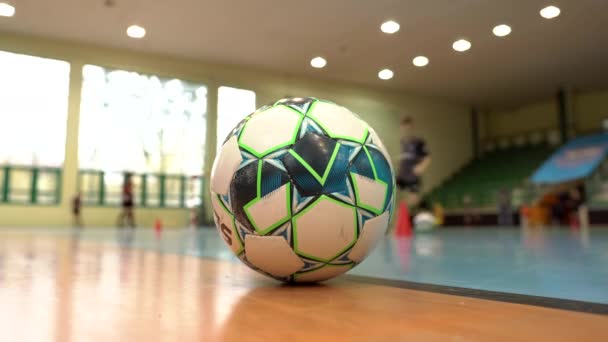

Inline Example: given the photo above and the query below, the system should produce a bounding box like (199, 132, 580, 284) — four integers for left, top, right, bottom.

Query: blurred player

(117, 173, 136, 228)
(497, 188, 513, 226)
(396, 116, 431, 208)
(71, 192, 83, 228)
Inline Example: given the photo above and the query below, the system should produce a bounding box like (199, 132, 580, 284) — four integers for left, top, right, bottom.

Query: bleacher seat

(427, 144, 554, 210)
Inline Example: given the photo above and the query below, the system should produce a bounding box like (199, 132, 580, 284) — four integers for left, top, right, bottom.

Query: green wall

(485, 100, 558, 139)
(0, 31, 472, 227)
(575, 89, 608, 133)
(483, 88, 608, 143)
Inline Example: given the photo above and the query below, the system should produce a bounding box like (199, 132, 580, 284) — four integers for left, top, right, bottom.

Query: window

(78, 65, 207, 208)
(217, 86, 256, 149)
(0, 51, 70, 166)
(79, 65, 208, 175)
(185, 176, 203, 208)
(0, 51, 69, 204)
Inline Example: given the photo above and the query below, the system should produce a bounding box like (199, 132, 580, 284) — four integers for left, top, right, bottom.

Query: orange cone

(569, 213, 580, 231)
(154, 218, 162, 238)
(395, 202, 413, 236)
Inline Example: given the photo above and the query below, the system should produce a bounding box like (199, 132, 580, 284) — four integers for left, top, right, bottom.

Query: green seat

(430, 145, 554, 209)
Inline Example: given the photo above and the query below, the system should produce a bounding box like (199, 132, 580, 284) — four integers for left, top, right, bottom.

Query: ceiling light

(0, 2, 15, 17)
(126, 25, 146, 39)
(380, 20, 400, 34)
(310, 57, 327, 68)
(412, 56, 429, 67)
(540, 5, 560, 19)
(378, 69, 394, 80)
(452, 39, 471, 52)
(492, 24, 511, 37)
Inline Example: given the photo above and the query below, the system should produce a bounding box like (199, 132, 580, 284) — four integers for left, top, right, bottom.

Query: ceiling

(1, 0, 608, 109)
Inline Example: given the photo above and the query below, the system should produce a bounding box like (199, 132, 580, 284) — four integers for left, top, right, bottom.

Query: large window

(217, 86, 256, 149)
(0, 51, 70, 166)
(78, 65, 207, 207)
(0, 51, 70, 205)
(79, 65, 208, 175)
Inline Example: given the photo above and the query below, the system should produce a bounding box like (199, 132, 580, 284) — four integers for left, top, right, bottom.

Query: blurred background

(0, 0, 607, 230)
(2, 4, 608, 339)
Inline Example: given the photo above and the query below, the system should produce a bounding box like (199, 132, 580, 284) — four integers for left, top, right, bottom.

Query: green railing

(78, 170, 204, 209)
(0, 165, 62, 205)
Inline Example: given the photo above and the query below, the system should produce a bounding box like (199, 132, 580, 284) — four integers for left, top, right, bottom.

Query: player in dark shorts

(117, 173, 136, 228)
(396, 116, 431, 208)
(71, 192, 83, 228)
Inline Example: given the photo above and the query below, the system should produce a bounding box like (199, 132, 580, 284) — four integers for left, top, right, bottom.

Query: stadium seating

(428, 144, 554, 210)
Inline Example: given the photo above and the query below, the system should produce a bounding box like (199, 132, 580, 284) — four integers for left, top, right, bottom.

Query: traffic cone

(569, 213, 580, 231)
(395, 202, 413, 236)
(154, 218, 163, 238)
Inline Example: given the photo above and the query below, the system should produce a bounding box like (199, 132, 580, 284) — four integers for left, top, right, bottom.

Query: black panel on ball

(291, 133, 336, 176)
(350, 148, 375, 179)
(283, 132, 342, 197)
(260, 162, 291, 198)
(230, 162, 259, 233)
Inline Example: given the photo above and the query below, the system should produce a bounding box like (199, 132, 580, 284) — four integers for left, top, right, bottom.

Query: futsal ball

(210, 97, 395, 282)
(414, 212, 437, 232)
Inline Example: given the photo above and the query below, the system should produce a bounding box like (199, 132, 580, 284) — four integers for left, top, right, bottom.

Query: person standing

(117, 173, 136, 228)
(71, 192, 83, 228)
(497, 188, 514, 226)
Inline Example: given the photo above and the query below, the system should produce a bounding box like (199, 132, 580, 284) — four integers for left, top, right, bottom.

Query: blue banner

(531, 133, 608, 184)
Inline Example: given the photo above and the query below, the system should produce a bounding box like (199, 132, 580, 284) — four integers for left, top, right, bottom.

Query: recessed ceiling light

(378, 69, 394, 80)
(0, 2, 15, 17)
(492, 24, 512, 37)
(310, 57, 327, 68)
(380, 20, 400, 34)
(126, 25, 146, 39)
(540, 5, 560, 19)
(412, 56, 429, 67)
(452, 39, 472, 52)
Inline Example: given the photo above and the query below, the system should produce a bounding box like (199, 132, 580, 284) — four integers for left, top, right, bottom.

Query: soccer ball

(414, 212, 437, 232)
(210, 97, 395, 282)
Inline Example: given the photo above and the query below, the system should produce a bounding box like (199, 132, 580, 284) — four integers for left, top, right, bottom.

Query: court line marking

(342, 275, 608, 316)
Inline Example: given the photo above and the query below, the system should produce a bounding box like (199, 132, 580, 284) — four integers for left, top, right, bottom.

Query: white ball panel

(245, 184, 290, 234)
(294, 196, 356, 261)
(239, 105, 302, 156)
(245, 235, 304, 277)
(348, 211, 389, 262)
(351, 173, 387, 214)
(210, 136, 243, 196)
(309, 102, 368, 142)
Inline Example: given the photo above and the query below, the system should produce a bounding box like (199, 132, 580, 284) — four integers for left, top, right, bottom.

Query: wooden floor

(0, 231, 607, 341)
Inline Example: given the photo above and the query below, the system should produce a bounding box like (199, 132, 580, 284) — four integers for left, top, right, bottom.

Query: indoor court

(2, 0, 608, 341)
(1, 228, 607, 341)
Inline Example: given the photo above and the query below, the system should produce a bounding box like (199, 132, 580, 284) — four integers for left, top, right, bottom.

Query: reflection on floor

(0, 227, 607, 341)
(4, 228, 608, 303)
(32, 225, 608, 304)
(356, 226, 608, 304)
